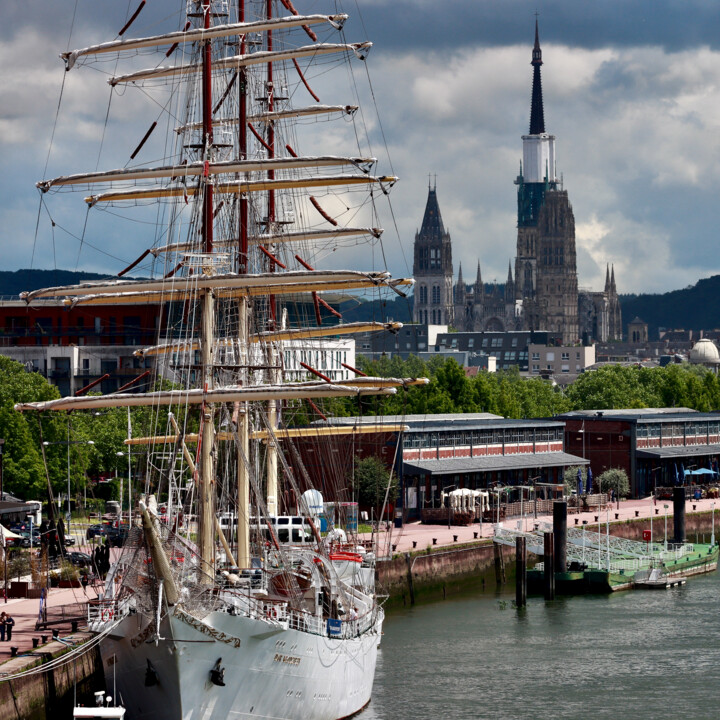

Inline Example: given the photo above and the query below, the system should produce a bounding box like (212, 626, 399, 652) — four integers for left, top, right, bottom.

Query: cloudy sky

(2, 0, 720, 296)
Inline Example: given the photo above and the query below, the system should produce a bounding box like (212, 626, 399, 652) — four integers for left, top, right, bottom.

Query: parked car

(64, 535, 76, 546)
(86, 524, 110, 540)
(66, 551, 92, 567)
(106, 528, 128, 547)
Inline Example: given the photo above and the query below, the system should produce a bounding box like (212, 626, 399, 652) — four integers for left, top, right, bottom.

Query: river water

(360, 572, 720, 720)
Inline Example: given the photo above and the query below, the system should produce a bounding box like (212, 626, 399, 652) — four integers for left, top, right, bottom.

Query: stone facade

(418, 22, 623, 344)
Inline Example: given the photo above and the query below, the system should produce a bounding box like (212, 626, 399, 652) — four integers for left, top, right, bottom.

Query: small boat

(73, 691, 125, 719)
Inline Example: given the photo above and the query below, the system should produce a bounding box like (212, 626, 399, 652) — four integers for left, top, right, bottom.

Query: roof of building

(689, 338, 720, 364)
(557, 408, 720, 423)
(319, 413, 565, 432)
(636, 444, 720, 460)
(403, 451, 588, 476)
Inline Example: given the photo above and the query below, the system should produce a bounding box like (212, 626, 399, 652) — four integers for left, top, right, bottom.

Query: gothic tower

(514, 20, 579, 344)
(413, 183, 454, 325)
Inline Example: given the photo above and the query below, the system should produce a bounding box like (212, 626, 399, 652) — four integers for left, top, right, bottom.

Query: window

(561, 352, 569, 360)
(491, 337, 502, 348)
(511, 337, 518, 347)
(561, 364, 570, 373)
(531, 352, 540, 360)
(482, 338, 489, 348)
(468, 339, 474, 348)
(576, 352, 581, 360)
(432, 285, 441, 304)
(532, 364, 540, 373)
(546, 352, 555, 361)
(419, 285, 427, 305)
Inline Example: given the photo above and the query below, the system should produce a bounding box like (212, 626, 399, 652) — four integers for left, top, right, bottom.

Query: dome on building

(689, 339, 720, 365)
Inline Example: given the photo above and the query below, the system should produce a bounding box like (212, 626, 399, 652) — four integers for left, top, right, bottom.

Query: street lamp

(0, 438, 5, 502)
(663, 503, 669, 552)
(43, 438, 94, 536)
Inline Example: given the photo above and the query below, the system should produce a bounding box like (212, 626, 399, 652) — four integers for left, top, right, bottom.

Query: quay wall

(377, 541, 513, 608)
(0, 641, 103, 720)
(378, 509, 719, 607)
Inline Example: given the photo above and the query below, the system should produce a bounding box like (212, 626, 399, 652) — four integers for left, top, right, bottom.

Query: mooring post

(673, 486, 686, 546)
(516, 536, 527, 608)
(494, 541, 506, 585)
(544, 532, 555, 600)
(404, 552, 416, 606)
(553, 500, 567, 573)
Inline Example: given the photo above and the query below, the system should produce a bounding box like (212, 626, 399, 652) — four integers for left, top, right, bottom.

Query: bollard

(674, 487, 686, 545)
(453, 535, 458, 542)
(615, 513, 619, 520)
(71, 620, 78, 633)
(391, 544, 397, 552)
(574, 518, 579, 525)
(515, 536, 527, 609)
(41, 635, 48, 644)
(432, 538, 437, 545)
(543, 532, 555, 601)
(412, 541, 417, 549)
(10, 647, 18, 657)
(52, 629, 59, 640)
(33, 638, 39, 649)
(655, 508, 659, 515)
(635, 511, 639, 517)
(553, 501, 567, 574)
(473, 532, 478, 539)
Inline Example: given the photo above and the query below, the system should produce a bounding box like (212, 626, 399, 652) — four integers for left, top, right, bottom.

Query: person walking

(5, 614, 14, 642)
(0, 612, 6, 642)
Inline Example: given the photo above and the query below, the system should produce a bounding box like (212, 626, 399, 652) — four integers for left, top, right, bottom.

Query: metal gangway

(493, 522, 696, 575)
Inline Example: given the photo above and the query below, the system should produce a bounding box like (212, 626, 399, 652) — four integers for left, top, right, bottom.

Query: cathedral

(413, 22, 622, 344)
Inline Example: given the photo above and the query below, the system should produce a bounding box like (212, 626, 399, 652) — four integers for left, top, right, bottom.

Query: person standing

(5, 613, 14, 642)
(0, 612, 6, 641)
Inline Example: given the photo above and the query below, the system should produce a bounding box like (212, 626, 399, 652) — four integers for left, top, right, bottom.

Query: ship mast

(236, 0, 251, 569)
(198, 0, 216, 582)
(265, 0, 279, 518)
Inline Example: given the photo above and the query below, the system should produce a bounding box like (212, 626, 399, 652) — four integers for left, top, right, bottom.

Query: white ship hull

(99, 606, 382, 720)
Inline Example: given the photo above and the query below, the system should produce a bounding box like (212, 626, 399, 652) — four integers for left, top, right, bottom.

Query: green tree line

(3, 354, 720, 502)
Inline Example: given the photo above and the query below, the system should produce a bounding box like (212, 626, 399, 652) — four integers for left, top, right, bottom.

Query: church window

(419, 285, 428, 305)
(432, 285, 441, 304)
(430, 247, 441, 269)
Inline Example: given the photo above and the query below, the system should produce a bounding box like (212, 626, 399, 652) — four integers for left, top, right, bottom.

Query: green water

(361, 572, 720, 719)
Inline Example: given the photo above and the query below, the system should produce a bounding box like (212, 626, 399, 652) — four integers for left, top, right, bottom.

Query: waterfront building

(558, 408, 720, 497)
(294, 413, 588, 520)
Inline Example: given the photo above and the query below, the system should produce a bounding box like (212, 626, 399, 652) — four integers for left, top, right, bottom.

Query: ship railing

(87, 596, 130, 629)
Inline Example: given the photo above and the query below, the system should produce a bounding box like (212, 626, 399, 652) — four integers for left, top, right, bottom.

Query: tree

(350, 455, 397, 516)
(0, 357, 63, 499)
(598, 468, 630, 499)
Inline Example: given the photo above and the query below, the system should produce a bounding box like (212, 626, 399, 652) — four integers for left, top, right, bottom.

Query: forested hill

(620, 275, 720, 338)
(0, 269, 122, 298)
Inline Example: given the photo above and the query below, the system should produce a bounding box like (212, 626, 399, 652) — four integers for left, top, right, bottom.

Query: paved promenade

(367, 495, 719, 555)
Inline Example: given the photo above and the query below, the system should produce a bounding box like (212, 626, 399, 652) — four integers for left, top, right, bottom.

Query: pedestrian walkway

(364, 495, 719, 555)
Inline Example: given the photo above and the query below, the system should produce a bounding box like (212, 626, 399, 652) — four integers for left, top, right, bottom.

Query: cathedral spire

(505, 261, 515, 302)
(605, 264, 611, 292)
(475, 260, 483, 296)
(611, 264, 617, 293)
(529, 17, 545, 135)
(456, 262, 465, 302)
(418, 184, 445, 241)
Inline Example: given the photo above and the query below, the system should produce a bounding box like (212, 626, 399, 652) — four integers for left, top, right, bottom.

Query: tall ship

(15, 1, 421, 718)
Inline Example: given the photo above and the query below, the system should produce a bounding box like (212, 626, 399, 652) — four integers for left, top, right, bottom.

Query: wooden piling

(515, 536, 526, 608)
(544, 532, 555, 600)
(405, 552, 415, 606)
(494, 541, 506, 585)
